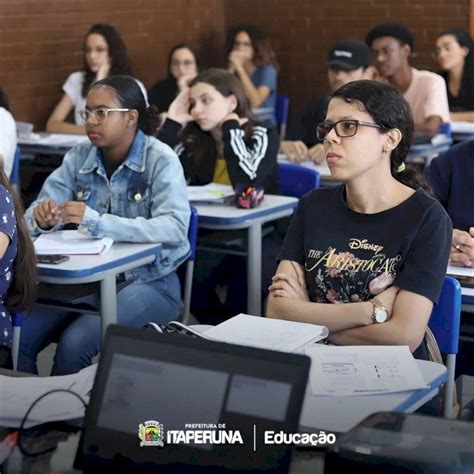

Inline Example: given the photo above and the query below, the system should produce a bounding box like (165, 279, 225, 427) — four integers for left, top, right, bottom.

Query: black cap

(327, 39, 372, 71)
(366, 22, 415, 51)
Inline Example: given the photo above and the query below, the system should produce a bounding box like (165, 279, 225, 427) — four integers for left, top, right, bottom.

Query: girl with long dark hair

(46, 24, 147, 134)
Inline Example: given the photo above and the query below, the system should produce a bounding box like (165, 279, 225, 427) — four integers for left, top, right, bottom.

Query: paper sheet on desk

(205, 313, 328, 352)
(305, 345, 427, 396)
(451, 121, 474, 134)
(34, 230, 113, 255)
(18, 133, 89, 146)
(447, 264, 474, 278)
(187, 183, 235, 203)
(0, 364, 97, 428)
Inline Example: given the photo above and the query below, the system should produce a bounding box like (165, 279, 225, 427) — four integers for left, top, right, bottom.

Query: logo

(138, 420, 164, 447)
(333, 49, 352, 58)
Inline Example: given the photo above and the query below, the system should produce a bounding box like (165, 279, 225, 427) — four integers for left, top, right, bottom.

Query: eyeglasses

(316, 119, 382, 141)
(171, 60, 195, 67)
(79, 107, 131, 124)
(83, 47, 108, 55)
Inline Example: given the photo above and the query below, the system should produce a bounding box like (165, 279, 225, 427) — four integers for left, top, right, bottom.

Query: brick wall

(224, 0, 470, 123)
(0, 0, 225, 127)
(0, 0, 470, 127)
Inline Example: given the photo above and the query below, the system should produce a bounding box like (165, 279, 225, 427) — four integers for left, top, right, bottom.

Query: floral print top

(278, 186, 451, 306)
(0, 185, 17, 349)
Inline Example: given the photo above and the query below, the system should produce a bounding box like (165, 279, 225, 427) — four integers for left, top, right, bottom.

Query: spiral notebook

(147, 314, 329, 353)
(34, 230, 113, 256)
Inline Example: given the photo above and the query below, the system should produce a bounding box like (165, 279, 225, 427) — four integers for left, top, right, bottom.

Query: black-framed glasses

(170, 59, 196, 67)
(316, 119, 382, 141)
(79, 107, 131, 124)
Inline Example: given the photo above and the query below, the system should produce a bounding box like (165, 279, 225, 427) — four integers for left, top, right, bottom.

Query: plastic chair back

(278, 162, 320, 198)
(275, 94, 290, 139)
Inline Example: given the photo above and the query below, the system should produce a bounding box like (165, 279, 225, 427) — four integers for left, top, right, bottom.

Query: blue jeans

(18, 272, 182, 375)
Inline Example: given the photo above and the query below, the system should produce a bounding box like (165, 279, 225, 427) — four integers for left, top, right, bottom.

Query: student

(267, 80, 452, 359)
(0, 88, 17, 178)
(435, 29, 474, 121)
(19, 75, 190, 375)
(226, 24, 278, 128)
(426, 140, 474, 268)
(158, 68, 279, 193)
(148, 43, 199, 113)
(46, 23, 147, 135)
(366, 22, 450, 138)
(282, 38, 372, 164)
(0, 168, 37, 369)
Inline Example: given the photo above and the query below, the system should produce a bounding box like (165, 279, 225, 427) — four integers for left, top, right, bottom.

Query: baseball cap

(327, 39, 372, 71)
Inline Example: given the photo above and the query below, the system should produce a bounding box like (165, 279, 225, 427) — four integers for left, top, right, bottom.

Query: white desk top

(18, 132, 88, 148)
(37, 242, 161, 278)
(299, 360, 446, 433)
(194, 194, 298, 225)
(277, 154, 332, 178)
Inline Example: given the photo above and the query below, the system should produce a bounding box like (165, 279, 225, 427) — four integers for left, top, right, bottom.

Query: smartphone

(37, 254, 70, 265)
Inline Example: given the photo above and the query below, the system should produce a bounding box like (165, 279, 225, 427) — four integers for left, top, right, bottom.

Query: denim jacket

(25, 130, 191, 283)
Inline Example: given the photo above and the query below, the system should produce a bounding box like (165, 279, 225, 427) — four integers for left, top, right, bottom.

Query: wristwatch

(370, 298, 389, 323)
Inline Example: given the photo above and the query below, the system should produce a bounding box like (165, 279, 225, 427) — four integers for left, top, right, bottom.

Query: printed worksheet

(305, 345, 428, 396)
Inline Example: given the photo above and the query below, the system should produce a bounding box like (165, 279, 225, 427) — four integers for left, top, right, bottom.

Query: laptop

(75, 325, 310, 473)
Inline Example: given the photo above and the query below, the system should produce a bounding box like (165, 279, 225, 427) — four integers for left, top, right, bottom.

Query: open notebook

(187, 183, 235, 204)
(147, 313, 329, 353)
(34, 230, 113, 256)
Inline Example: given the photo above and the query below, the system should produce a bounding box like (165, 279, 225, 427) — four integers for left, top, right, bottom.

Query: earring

(382, 146, 388, 154)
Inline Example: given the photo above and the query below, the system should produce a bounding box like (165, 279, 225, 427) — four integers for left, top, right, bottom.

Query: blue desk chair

(11, 311, 24, 370)
(439, 122, 452, 138)
(10, 146, 21, 194)
(275, 94, 289, 139)
(428, 276, 462, 418)
(278, 162, 320, 198)
(180, 206, 199, 324)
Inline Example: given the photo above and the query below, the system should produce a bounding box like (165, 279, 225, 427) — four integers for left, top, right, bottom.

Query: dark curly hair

(225, 24, 278, 69)
(81, 24, 133, 97)
(91, 75, 160, 135)
(331, 80, 431, 192)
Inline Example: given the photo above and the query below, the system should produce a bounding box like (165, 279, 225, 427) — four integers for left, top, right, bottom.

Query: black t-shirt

(286, 96, 330, 147)
(279, 186, 452, 305)
(440, 70, 474, 112)
(148, 77, 178, 113)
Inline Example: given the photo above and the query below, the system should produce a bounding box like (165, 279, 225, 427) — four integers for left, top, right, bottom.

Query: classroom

(0, 0, 474, 472)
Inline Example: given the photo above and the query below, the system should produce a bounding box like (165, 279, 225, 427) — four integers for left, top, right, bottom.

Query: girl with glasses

(435, 29, 474, 121)
(148, 43, 200, 114)
(19, 75, 190, 375)
(46, 24, 148, 135)
(225, 24, 279, 129)
(267, 80, 452, 361)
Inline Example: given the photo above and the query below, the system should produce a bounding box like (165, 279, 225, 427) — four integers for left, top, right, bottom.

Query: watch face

(375, 308, 388, 323)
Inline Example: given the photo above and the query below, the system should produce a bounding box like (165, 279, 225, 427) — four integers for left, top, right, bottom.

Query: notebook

(204, 313, 329, 353)
(145, 315, 329, 353)
(75, 325, 310, 473)
(187, 183, 235, 204)
(34, 230, 113, 256)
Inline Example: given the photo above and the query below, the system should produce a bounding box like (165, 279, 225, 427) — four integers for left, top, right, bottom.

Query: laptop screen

(78, 325, 310, 473)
